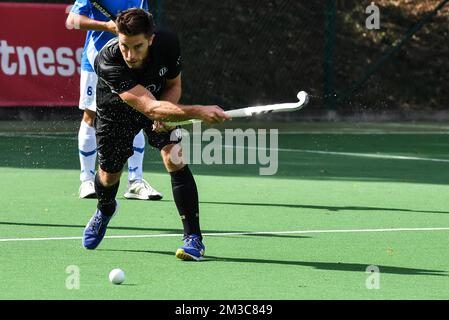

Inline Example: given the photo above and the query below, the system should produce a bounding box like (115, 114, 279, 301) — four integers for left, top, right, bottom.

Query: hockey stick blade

(165, 91, 309, 126)
(225, 91, 309, 118)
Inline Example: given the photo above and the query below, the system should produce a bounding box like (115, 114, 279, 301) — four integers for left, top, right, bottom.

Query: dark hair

(116, 8, 155, 38)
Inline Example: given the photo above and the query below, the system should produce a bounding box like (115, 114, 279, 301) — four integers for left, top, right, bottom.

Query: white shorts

(79, 70, 98, 111)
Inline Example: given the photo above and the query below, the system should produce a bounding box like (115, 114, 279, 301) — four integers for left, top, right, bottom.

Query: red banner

(0, 2, 85, 106)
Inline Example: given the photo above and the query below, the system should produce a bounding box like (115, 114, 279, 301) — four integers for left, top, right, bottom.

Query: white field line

(276, 148, 449, 163)
(219, 145, 449, 163)
(279, 131, 449, 135)
(1, 227, 449, 243)
(2, 131, 449, 138)
(186, 131, 449, 135)
(2, 132, 449, 163)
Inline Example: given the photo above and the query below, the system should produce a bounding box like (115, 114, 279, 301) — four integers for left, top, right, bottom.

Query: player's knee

(161, 144, 185, 172)
(82, 110, 96, 127)
(98, 169, 121, 187)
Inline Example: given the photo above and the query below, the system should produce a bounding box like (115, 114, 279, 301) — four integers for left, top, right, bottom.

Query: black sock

(170, 166, 201, 239)
(95, 173, 119, 216)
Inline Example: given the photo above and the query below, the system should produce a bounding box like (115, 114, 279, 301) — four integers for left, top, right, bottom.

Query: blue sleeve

(71, 0, 92, 17)
(141, 0, 149, 11)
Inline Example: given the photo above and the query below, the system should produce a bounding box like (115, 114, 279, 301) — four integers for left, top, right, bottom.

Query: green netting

(159, 1, 326, 114)
(159, 0, 448, 115)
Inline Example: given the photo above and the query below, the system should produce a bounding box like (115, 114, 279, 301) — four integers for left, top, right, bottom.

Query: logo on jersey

(159, 67, 168, 77)
(146, 83, 162, 93)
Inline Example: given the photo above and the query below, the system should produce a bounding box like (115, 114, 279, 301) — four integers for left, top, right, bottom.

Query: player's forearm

(147, 101, 203, 122)
(120, 85, 202, 122)
(66, 12, 113, 32)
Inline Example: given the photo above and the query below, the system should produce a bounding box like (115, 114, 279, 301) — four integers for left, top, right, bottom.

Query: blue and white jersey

(71, 0, 148, 72)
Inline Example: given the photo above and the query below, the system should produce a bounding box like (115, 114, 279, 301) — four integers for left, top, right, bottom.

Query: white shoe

(124, 179, 163, 200)
(79, 180, 96, 199)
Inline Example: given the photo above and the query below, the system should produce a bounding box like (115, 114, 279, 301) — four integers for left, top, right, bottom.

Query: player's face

(118, 33, 154, 69)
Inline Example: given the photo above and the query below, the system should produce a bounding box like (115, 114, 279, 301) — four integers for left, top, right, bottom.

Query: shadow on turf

(0, 221, 309, 239)
(100, 249, 448, 277)
(197, 201, 449, 215)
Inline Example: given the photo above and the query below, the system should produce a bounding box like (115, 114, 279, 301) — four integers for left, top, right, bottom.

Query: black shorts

(95, 115, 182, 173)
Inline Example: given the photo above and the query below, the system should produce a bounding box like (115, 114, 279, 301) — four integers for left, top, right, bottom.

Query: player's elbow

(65, 16, 75, 29)
(65, 13, 79, 30)
(120, 89, 165, 120)
(126, 97, 161, 121)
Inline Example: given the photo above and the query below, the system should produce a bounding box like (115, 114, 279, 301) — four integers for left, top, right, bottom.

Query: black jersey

(94, 29, 182, 123)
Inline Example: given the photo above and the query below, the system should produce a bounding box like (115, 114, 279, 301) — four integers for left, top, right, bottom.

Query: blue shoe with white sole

(175, 234, 205, 261)
(83, 201, 119, 250)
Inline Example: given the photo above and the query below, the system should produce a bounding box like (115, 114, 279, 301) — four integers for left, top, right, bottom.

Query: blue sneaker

(175, 234, 205, 261)
(82, 201, 119, 250)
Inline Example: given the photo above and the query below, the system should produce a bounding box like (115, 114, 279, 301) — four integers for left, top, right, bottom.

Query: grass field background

(0, 121, 448, 299)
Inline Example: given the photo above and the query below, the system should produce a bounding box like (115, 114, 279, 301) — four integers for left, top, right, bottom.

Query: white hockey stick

(165, 91, 310, 126)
